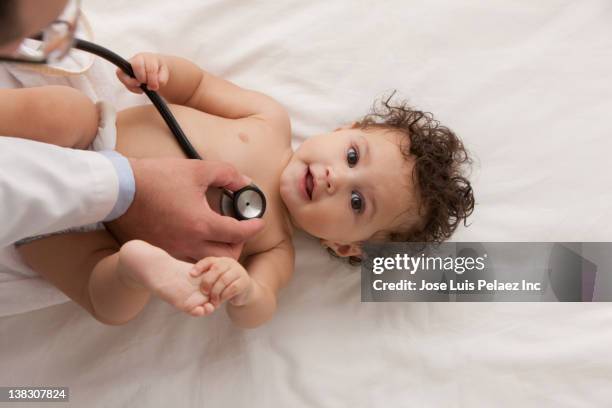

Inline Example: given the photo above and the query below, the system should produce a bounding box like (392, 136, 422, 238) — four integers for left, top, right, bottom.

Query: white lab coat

(0, 39, 123, 247)
(0, 29, 133, 315)
(0, 136, 118, 247)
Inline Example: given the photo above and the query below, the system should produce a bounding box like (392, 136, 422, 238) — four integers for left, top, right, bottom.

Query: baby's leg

(18, 230, 145, 324)
(0, 85, 99, 149)
(18, 232, 213, 325)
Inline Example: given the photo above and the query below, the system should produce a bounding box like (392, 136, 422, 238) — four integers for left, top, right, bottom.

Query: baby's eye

(347, 146, 359, 167)
(351, 191, 364, 213)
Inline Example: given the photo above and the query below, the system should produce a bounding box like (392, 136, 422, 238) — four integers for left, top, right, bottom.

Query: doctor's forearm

(0, 138, 121, 246)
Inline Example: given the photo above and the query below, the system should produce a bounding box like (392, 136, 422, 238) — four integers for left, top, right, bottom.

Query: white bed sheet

(1, 0, 612, 406)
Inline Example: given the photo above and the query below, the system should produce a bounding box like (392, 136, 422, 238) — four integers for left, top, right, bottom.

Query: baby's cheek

(300, 205, 350, 241)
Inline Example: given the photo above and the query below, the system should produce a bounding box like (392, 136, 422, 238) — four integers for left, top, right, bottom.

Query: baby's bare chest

(114, 104, 294, 256)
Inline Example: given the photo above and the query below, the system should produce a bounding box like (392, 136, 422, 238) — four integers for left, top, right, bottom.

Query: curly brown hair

(328, 92, 475, 265)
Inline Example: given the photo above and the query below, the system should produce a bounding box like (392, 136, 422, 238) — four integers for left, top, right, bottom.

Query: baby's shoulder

(243, 216, 294, 259)
(239, 96, 291, 146)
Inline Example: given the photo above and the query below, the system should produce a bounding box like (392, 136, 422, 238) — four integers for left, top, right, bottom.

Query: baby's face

(280, 126, 416, 245)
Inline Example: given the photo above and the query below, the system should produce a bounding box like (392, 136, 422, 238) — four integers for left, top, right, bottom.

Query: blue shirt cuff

(98, 150, 135, 221)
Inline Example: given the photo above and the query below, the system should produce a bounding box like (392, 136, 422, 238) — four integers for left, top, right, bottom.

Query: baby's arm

(117, 53, 289, 129)
(192, 240, 294, 328)
(0, 86, 99, 149)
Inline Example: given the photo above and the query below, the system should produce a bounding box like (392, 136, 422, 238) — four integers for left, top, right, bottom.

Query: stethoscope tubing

(73, 39, 202, 160)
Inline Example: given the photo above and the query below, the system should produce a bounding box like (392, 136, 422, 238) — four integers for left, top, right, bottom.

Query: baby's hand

(116, 52, 169, 94)
(190, 257, 254, 312)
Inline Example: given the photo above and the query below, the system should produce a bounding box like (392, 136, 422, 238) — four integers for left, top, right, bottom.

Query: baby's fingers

(130, 54, 147, 85)
(200, 261, 231, 293)
(209, 271, 240, 306)
(145, 57, 160, 90)
(219, 279, 244, 305)
(115, 69, 137, 86)
(190, 257, 216, 277)
(115, 69, 142, 94)
(158, 64, 169, 88)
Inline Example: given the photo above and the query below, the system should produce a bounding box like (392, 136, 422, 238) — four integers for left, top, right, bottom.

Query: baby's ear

(321, 240, 362, 257)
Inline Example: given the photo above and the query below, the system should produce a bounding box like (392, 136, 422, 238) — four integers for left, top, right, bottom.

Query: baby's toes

(203, 303, 215, 316)
(188, 306, 205, 317)
(182, 291, 208, 312)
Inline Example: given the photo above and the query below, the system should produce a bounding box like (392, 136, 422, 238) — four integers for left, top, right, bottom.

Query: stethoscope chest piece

(220, 184, 266, 220)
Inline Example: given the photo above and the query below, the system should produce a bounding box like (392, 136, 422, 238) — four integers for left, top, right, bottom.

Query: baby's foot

(118, 240, 214, 317)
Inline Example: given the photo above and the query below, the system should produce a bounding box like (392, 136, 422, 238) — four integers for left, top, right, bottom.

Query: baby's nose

(325, 166, 336, 194)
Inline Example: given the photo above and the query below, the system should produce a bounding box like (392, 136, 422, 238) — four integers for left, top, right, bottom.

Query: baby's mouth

(305, 167, 314, 200)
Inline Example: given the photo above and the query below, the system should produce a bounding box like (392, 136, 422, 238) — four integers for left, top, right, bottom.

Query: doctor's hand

(104, 158, 265, 262)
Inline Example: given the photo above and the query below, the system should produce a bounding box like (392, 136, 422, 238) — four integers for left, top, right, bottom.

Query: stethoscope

(72, 38, 266, 221)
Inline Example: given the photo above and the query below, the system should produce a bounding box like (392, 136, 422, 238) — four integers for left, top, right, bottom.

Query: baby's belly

(115, 104, 202, 159)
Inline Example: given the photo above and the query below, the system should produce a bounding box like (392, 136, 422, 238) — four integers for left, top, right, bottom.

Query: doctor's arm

(0, 137, 125, 247)
(0, 137, 263, 260)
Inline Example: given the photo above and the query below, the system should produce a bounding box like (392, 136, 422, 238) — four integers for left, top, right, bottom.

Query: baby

(5, 52, 474, 328)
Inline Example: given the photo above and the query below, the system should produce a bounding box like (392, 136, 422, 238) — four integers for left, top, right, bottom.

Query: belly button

(238, 132, 249, 143)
